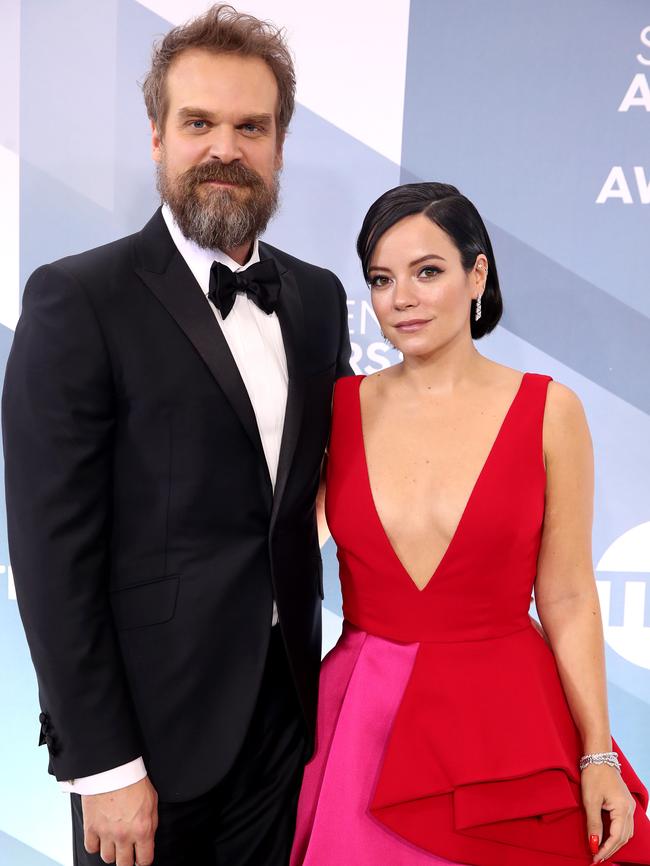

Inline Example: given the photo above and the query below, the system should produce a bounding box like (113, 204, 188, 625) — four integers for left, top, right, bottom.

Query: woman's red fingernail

(589, 835, 600, 854)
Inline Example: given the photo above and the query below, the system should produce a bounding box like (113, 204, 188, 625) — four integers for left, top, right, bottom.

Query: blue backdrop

(1, 2, 648, 863)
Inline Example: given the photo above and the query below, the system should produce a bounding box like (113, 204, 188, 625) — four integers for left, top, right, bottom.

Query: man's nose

(207, 126, 243, 163)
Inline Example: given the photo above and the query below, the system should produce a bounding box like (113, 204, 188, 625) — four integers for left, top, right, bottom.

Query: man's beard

(157, 157, 280, 252)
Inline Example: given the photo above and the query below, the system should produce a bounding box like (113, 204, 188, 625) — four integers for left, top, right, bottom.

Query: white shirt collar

(161, 203, 261, 295)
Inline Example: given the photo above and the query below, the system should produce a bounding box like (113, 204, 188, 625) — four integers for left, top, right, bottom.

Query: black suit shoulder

(260, 242, 342, 285)
(35, 230, 140, 297)
(56, 231, 137, 271)
(26, 211, 177, 320)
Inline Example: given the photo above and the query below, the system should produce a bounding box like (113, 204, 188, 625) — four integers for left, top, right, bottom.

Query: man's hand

(82, 776, 158, 866)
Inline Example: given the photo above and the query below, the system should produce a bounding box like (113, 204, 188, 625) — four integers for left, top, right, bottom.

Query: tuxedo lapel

(261, 246, 307, 527)
(135, 211, 271, 486)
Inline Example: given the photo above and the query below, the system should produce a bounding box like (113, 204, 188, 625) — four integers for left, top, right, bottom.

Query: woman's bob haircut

(356, 182, 503, 339)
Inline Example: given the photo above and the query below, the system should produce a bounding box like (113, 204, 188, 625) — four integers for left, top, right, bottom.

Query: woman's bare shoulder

(544, 380, 588, 428)
(542, 380, 592, 468)
(362, 363, 402, 396)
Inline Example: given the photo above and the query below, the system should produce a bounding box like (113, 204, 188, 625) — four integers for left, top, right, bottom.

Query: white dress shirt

(60, 205, 288, 794)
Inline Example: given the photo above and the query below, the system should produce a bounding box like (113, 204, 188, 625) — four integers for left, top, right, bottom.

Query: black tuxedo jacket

(2, 209, 352, 801)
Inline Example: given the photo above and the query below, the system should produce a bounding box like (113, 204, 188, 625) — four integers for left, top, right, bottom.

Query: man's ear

(151, 119, 163, 164)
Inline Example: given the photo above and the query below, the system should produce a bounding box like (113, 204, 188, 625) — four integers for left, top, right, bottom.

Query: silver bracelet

(579, 751, 621, 772)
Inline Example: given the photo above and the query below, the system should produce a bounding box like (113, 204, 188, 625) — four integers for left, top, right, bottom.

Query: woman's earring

(380, 330, 390, 343)
(475, 262, 486, 322)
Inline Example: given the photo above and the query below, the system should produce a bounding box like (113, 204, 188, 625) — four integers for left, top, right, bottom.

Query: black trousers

(72, 627, 308, 866)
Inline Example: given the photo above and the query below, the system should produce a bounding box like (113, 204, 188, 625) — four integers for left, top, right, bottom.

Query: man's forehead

(167, 49, 276, 87)
(165, 51, 278, 109)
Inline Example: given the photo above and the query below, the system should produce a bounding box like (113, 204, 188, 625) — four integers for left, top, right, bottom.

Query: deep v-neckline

(356, 372, 528, 593)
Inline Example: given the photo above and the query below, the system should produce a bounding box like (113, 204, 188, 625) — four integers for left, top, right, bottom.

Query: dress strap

(519, 372, 553, 419)
(328, 375, 364, 455)
(332, 374, 363, 415)
(333, 373, 363, 394)
(508, 372, 553, 470)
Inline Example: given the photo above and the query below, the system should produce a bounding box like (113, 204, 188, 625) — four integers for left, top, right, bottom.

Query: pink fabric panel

(291, 625, 462, 865)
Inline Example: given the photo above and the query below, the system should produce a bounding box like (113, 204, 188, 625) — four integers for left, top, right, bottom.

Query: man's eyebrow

(175, 107, 274, 126)
(176, 106, 214, 120)
(239, 113, 274, 126)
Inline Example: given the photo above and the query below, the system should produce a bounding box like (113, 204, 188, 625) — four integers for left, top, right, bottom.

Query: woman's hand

(582, 764, 636, 863)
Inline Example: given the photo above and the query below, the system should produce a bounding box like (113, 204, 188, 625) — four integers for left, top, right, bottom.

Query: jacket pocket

(110, 574, 180, 631)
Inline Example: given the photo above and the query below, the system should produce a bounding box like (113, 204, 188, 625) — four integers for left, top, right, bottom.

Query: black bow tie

(208, 258, 281, 320)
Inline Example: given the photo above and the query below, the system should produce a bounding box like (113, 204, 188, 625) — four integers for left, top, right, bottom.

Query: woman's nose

(392, 277, 418, 309)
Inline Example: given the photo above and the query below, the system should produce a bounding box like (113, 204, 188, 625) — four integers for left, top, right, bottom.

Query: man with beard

(2, 6, 351, 866)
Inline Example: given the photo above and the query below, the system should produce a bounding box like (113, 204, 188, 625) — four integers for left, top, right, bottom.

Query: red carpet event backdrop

(0, 1, 648, 863)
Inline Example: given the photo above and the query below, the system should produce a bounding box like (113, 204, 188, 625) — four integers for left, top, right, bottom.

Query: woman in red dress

(290, 183, 650, 866)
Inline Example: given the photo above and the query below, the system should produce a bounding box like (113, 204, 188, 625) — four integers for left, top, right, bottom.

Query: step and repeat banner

(1, 1, 648, 863)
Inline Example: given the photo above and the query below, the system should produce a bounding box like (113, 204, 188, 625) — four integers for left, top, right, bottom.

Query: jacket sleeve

(332, 274, 354, 379)
(2, 263, 142, 781)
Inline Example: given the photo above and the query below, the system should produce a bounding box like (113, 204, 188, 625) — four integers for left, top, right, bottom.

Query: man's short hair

(142, 3, 296, 135)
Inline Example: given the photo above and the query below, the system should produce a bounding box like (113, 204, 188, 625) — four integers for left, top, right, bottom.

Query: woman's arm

(317, 454, 331, 548)
(534, 381, 635, 864)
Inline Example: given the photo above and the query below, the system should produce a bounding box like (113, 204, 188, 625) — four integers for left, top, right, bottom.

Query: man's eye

(242, 123, 262, 133)
(189, 120, 207, 129)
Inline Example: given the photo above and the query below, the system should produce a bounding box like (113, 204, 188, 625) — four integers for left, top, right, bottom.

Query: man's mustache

(181, 160, 265, 190)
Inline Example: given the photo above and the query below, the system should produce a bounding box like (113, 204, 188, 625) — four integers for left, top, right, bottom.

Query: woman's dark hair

(356, 182, 503, 338)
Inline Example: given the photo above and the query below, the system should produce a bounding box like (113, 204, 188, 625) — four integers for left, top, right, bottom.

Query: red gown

(291, 373, 650, 866)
